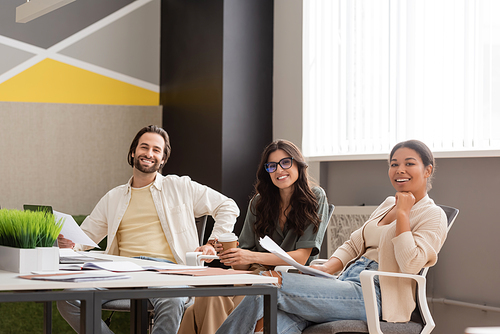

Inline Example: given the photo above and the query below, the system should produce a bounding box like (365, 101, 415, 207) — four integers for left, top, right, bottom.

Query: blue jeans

(57, 257, 192, 334)
(215, 257, 381, 334)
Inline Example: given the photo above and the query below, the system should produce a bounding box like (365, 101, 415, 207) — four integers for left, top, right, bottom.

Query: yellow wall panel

(0, 59, 159, 106)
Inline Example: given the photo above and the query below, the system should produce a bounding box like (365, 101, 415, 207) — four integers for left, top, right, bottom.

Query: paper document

(142, 263, 205, 271)
(20, 270, 131, 282)
(59, 264, 88, 271)
(57, 260, 144, 272)
(59, 248, 82, 257)
(81, 261, 145, 272)
(259, 236, 334, 278)
(58, 249, 107, 264)
(54, 211, 98, 248)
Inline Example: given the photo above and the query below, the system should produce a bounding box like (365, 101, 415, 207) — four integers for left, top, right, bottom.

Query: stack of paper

(59, 249, 108, 264)
(60, 261, 145, 272)
(142, 263, 206, 271)
(82, 261, 144, 272)
(20, 271, 131, 282)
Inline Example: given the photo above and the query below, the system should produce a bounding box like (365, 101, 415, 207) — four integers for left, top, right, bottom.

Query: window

(303, 0, 500, 160)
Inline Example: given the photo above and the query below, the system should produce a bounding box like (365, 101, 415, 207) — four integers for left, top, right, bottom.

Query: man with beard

(56, 125, 239, 334)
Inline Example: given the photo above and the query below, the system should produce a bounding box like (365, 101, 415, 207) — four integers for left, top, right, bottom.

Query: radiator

(327, 206, 377, 257)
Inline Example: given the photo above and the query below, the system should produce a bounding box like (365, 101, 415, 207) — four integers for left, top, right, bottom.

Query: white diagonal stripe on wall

(0, 35, 45, 55)
(0, 0, 158, 92)
(50, 53, 159, 92)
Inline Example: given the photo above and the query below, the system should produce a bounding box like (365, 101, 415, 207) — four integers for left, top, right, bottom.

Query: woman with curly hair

(177, 139, 329, 334)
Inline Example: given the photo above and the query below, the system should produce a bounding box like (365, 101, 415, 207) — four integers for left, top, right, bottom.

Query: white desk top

(0, 253, 277, 291)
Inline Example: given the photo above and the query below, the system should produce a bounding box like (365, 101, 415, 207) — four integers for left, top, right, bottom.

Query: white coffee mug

(185, 252, 218, 266)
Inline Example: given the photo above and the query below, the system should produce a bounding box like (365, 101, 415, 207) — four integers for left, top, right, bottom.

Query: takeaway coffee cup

(218, 233, 238, 252)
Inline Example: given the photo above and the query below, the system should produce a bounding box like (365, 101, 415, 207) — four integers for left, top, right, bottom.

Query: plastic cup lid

(218, 233, 238, 242)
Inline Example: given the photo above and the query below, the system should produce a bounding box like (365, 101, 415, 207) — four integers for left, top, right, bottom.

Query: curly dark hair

(252, 139, 321, 238)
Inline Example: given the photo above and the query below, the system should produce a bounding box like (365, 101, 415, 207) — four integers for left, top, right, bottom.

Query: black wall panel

(161, 0, 273, 236)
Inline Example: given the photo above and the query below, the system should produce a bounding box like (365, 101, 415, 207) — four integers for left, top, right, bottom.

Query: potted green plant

(0, 209, 64, 273)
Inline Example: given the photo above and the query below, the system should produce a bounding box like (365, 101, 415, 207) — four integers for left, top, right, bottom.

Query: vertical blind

(303, 0, 500, 159)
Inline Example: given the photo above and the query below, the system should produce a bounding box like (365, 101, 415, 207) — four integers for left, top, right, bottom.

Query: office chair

(301, 204, 459, 334)
(327, 204, 335, 225)
(102, 215, 208, 333)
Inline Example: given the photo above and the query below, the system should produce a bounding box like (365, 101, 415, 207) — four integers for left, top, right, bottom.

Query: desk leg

(80, 297, 94, 334)
(93, 294, 104, 334)
(263, 289, 277, 334)
(43, 301, 52, 334)
(130, 299, 148, 334)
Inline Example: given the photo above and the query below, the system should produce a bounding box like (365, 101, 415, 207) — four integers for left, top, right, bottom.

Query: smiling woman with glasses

(178, 139, 329, 334)
(252, 140, 323, 239)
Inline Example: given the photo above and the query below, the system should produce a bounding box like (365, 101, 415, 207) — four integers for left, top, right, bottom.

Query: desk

(0, 254, 278, 334)
(89, 253, 278, 334)
(94, 283, 277, 334)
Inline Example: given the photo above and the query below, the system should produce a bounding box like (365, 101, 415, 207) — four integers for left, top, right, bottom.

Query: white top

(362, 219, 390, 262)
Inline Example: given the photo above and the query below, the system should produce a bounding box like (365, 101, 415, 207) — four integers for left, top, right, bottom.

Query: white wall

(273, 0, 302, 147)
(273, 0, 323, 182)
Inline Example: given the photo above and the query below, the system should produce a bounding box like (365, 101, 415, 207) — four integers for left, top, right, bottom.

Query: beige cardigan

(332, 195, 447, 322)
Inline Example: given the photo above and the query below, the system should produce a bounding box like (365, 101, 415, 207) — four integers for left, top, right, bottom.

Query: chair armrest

(274, 265, 298, 273)
(276, 259, 329, 273)
(310, 259, 328, 266)
(310, 259, 341, 276)
(359, 270, 435, 334)
(276, 260, 339, 276)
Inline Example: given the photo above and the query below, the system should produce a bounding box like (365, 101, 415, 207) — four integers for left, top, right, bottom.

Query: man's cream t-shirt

(117, 183, 176, 263)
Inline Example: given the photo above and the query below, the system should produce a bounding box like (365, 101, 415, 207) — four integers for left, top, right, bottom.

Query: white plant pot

(37, 246, 59, 271)
(0, 245, 59, 273)
(0, 245, 39, 273)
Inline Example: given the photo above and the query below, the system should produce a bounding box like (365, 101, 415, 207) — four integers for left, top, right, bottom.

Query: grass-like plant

(0, 209, 64, 248)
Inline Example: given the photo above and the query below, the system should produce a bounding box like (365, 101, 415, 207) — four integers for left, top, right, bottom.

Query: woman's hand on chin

(395, 191, 416, 213)
(394, 191, 414, 235)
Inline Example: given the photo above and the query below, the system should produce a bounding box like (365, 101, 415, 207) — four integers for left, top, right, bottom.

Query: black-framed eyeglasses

(264, 157, 294, 173)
